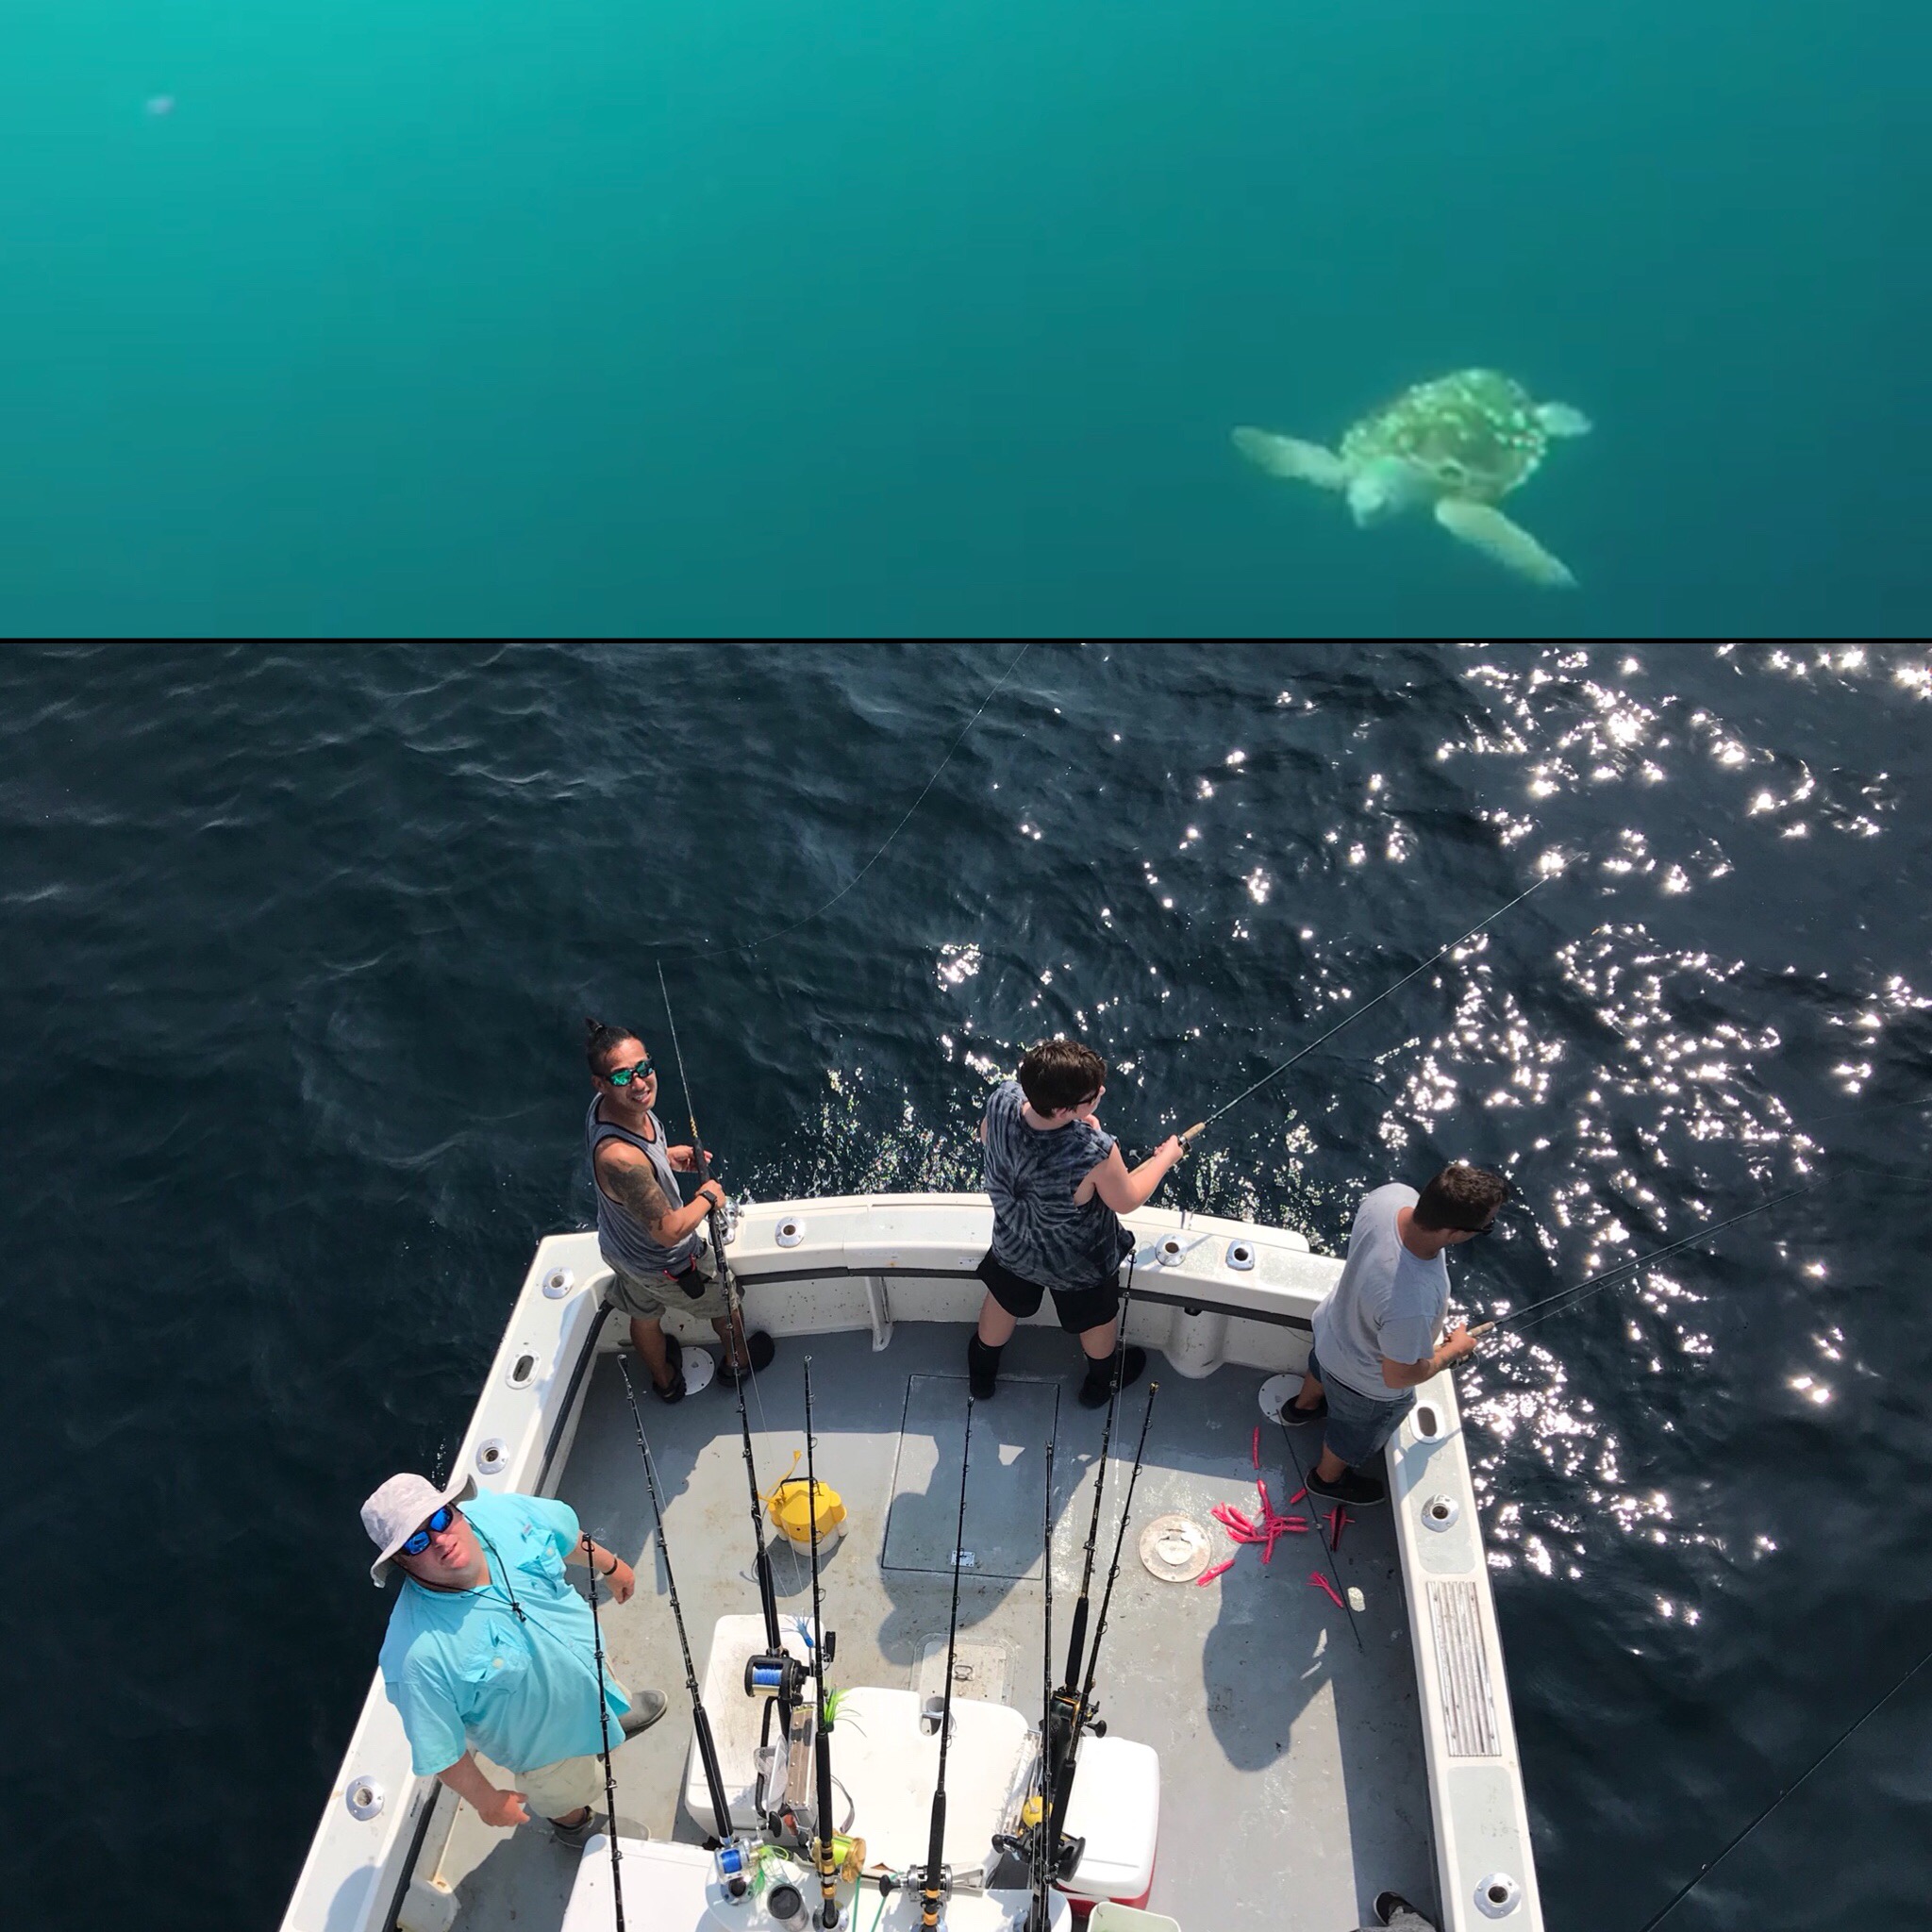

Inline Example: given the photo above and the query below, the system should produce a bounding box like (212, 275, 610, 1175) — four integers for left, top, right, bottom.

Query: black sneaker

(1282, 1392, 1328, 1427)
(716, 1330, 776, 1385)
(1375, 1893, 1427, 1928)
(1077, 1345, 1147, 1409)
(1306, 1464, 1387, 1508)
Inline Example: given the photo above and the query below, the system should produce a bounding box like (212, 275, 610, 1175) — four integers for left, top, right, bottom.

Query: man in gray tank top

(583, 1020, 774, 1404)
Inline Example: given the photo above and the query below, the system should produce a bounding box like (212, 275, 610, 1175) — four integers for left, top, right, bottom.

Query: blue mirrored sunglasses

(401, 1505, 456, 1556)
(606, 1058, 654, 1087)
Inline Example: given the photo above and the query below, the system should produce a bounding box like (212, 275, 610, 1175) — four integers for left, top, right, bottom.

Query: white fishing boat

(282, 1192, 1543, 1932)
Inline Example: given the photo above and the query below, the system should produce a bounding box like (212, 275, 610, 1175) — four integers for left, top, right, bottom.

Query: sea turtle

(1232, 368, 1592, 588)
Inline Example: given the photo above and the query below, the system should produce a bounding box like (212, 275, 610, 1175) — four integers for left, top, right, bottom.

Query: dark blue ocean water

(2, 643, 1929, 1932)
(6, 5, 1930, 637)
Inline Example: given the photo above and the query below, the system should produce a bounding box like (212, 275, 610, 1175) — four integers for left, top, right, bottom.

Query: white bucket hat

(361, 1471, 477, 1587)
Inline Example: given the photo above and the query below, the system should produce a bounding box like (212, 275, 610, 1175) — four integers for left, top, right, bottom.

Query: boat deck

(411, 1320, 1438, 1932)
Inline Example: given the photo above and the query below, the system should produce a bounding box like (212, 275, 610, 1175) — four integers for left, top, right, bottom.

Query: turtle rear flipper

(1232, 426, 1349, 491)
(1434, 497, 1576, 588)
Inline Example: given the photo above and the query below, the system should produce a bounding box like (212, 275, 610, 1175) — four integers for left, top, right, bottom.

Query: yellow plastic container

(764, 1453, 846, 1556)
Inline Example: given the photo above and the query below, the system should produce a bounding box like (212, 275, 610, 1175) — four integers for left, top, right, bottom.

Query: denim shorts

(1308, 1344, 1414, 1469)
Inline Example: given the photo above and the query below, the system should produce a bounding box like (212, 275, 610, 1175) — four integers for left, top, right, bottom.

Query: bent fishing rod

(656, 964, 806, 1776)
(921, 1394, 975, 1932)
(803, 1360, 842, 1929)
(1176, 874, 1553, 1148)
(581, 1534, 627, 1932)
(615, 1360, 755, 1900)
(1043, 1382, 1159, 1879)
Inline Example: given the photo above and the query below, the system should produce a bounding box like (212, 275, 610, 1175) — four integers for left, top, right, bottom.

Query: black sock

(967, 1334, 1003, 1399)
(1079, 1344, 1147, 1405)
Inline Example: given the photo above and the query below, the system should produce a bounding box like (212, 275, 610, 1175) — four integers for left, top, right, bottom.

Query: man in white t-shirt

(1289, 1163, 1507, 1508)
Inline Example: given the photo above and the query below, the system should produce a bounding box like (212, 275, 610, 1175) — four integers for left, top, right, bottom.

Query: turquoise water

(6, 7, 1927, 634)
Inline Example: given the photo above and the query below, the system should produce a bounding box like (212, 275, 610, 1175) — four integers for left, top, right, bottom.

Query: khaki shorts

(604, 1241, 730, 1324)
(510, 1677, 633, 1821)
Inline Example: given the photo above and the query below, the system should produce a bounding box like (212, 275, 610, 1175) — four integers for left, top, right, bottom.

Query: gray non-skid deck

(416, 1323, 1438, 1932)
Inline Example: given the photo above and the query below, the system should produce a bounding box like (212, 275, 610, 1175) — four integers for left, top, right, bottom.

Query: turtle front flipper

(1232, 426, 1349, 491)
(1535, 400, 1592, 439)
(1434, 497, 1577, 588)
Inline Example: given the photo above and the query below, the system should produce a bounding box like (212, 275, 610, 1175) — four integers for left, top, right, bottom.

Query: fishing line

(1637, 1637, 1932, 1931)
(581, 1535, 627, 1931)
(1463, 1080, 1932, 1340)
(653, 965, 813, 1847)
(1273, 1414, 1363, 1653)
(1787, 1091, 1932, 1136)
(1056, 1268, 1135, 1723)
(1472, 1187, 1815, 1339)
(657, 961, 780, 1447)
(463, 1511, 646, 1888)
(1074, 1381, 1159, 1723)
(1031, 1417, 1058, 1932)
(1178, 874, 1553, 1147)
(615, 1359, 754, 1892)
(921, 1394, 976, 1932)
(802, 1359, 842, 1929)
(646, 643, 1031, 958)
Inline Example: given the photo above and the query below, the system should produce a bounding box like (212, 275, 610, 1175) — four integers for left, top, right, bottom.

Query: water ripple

(3, 643, 1931, 1930)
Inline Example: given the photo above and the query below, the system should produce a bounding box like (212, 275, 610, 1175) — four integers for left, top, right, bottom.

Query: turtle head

(1346, 456, 1428, 527)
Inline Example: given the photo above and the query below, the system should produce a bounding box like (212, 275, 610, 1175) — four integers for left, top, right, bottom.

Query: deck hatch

(1428, 1579, 1502, 1758)
(882, 1374, 1059, 1580)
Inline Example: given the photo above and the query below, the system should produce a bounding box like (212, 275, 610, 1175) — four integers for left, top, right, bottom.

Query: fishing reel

(712, 1836, 757, 1905)
(746, 1652, 811, 1703)
(991, 1818, 1087, 1888)
(1047, 1687, 1105, 1741)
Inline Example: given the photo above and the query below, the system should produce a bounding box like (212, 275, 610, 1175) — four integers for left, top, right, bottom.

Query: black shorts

(976, 1252, 1121, 1336)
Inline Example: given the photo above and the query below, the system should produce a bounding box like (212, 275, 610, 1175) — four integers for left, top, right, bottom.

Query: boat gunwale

(279, 1193, 1541, 1932)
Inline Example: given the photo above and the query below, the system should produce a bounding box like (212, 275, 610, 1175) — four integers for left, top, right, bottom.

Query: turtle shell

(1340, 369, 1547, 503)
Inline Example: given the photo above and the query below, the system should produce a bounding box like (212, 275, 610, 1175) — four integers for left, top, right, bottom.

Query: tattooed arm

(594, 1140, 722, 1247)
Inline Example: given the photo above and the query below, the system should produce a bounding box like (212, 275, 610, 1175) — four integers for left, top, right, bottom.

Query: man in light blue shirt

(363, 1472, 668, 1844)
(1290, 1164, 1507, 1508)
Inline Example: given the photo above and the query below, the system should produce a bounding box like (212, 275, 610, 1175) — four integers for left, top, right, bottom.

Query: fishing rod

(655, 965, 808, 1794)
(615, 1360, 755, 1901)
(1468, 1185, 1814, 1340)
(921, 1394, 975, 1932)
(991, 1417, 1065, 1930)
(802, 1360, 842, 1929)
(1176, 874, 1553, 1148)
(1057, 1280, 1134, 1705)
(1466, 1091, 1932, 1342)
(1638, 1635, 1932, 1931)
(1031, 1425, 1057, 1932)
(1045, 1383, 1159, 1874)
(1025, 1278, 1136, 1888)
(580, 1533, 627, 1931)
